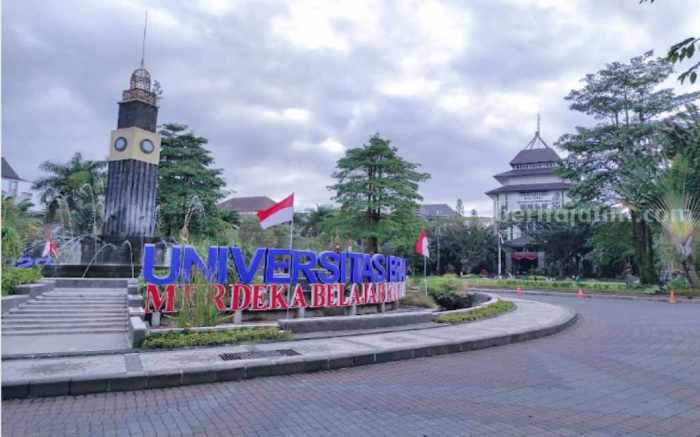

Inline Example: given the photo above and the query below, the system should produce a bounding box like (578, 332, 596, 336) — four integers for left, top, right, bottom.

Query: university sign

(142, 244, 407, 314)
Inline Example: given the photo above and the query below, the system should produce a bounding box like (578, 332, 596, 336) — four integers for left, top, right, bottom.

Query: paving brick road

(3, 296, 699, 437)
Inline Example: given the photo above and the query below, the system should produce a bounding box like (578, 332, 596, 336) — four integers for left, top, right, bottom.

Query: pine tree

(328, 134, 430, 254)
(157, 123, 234, 240)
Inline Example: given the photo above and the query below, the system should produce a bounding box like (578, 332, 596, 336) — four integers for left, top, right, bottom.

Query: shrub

(427, 275, 469, 310)
(400, 292, 437, 308)
(669, 276, 690, 290)
(1, 267, 42, 296)
(434, 300, 515, 324)
(142, 327, 292, 349)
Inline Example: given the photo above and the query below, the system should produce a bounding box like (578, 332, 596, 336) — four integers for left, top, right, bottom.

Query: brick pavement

(3, 295, 699, 437)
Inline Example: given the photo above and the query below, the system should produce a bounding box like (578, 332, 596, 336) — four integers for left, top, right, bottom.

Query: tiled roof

(509, 147, 561, 166)
(494, 167, 557, 180)
(217, 196, 276, 213)
(2, 157, 21, 181)
(419, 204, 458, 218)
(485, 182, 572, 196)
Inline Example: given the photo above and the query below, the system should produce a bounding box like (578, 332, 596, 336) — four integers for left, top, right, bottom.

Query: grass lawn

(462, 277, 700, 298)
(434, 300, 515, 324)
(142, 326, 292, 349)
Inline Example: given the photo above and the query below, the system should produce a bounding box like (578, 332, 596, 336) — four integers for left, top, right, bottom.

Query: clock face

(114, 137, 128, 151)
(140, 139, 155, 154)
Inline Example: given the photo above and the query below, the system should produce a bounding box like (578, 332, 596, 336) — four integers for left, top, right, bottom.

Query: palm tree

(32, 153, 106, 236)
(301, 205, 336, 238)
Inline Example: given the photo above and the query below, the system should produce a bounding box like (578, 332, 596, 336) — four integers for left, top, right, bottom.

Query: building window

(521, 192, 544, 201)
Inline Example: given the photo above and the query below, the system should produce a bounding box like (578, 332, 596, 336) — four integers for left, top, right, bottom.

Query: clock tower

(102, 65, 160, 238)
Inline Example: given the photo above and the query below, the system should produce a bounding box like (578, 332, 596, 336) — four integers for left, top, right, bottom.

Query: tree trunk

(681, 255, 700, 288)
(631, 211, 658, 284)
(366, 236, 378, 254)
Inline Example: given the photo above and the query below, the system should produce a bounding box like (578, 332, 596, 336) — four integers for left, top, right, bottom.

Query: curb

(472, 287, 700, 304)
(2, 302, 577, 399)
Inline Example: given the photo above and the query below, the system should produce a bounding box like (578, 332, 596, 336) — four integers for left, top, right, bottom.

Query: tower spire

(140, 11, 148, 68)
(536, 112, 540, 135)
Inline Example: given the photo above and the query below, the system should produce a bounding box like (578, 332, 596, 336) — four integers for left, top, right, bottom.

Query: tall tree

(328, 134, 430, 254)
(157, 123, 233, 240)
(33, 152, 106, 235)
(556, 52, 699, 283)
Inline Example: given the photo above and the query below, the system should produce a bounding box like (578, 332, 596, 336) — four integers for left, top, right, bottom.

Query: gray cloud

(3, 0, 698, 216)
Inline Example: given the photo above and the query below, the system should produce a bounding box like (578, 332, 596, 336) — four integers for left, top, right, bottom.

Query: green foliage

(142, 327, 292, 349)
(464, 277, 656, 294)
(434, 300, 515, 324)
(669, 276, 690, 290)
(169, 273, 228, 328)
(399, 291, 437, 308)
(427, 216, 496, 275)
(157, 123, 236, 241)
(588, 220, 637, 278)
(425, 275, 470, 310)
(32, 152, 106, 234)
(2, 267, 42, 296)
(556, 52, 700, 284)
(1, 196, 41, 262)
(640, 1, 698, 84)
(328, 134, 430, 254)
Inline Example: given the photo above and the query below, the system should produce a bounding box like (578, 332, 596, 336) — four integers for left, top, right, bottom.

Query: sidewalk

(2, 298, 576, 399)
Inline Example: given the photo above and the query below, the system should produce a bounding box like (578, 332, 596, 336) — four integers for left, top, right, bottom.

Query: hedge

(2, 267, 42, 296)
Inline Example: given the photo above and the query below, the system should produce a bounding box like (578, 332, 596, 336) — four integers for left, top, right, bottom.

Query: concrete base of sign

(233, 310, 243, 324)
(297, 306, 305, 319)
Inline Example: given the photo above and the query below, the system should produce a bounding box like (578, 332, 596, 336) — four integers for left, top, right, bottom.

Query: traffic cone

(516, 287, 524, 296)
(669, 289, 677, 304)
(576, 288, 586, 299)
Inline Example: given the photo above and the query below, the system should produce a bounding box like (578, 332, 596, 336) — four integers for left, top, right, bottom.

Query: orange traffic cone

(576, 288, 586, 299)
(516, 287, 524, 296)
(669, 289, 677, 304)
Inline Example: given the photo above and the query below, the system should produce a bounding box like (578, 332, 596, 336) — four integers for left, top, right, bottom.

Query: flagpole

(423, 256, 427, 295)
(286, 213, 294, 320)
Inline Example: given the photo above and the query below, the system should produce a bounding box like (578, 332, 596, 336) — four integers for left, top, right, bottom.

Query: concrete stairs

(2, 280, 131, 357)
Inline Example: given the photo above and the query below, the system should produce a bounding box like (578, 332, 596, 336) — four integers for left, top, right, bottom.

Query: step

(2, 323, 127, 331)
(3, 318, 126, 325)
(35, 297, 126, 303)
(2, 313, 126, 320)
(3, 317, 126, 324)
(8, 310, 126, 316)
(2, 328, 127, 336)
(52, 278, 131, 289)
(21, 303, 125, 309)
(40, 293, 126, 298)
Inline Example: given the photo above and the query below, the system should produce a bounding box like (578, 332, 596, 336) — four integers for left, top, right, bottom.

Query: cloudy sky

(3, 0, 698, 215)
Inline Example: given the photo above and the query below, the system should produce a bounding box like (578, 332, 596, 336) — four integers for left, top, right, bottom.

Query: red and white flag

(257, 193, 294, 230)
(415, 229, 429, 258)
(42, 232, 59, 258)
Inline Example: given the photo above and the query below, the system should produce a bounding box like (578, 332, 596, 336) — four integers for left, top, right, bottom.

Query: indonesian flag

(415, 229, 429, 258)
(257, 193, 294, 230)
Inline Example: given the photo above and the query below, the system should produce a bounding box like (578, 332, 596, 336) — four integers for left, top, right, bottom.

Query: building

(2, 157, 32, 202)
(218, 196, 276, 216)
(418, 204, 458, 220)
(485, 119, 571, 275)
